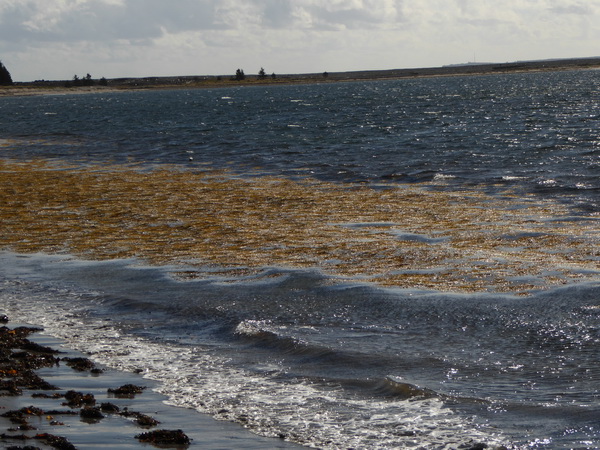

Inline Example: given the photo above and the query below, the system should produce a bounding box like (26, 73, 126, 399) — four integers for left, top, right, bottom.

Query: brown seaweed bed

(1, 158, 599, 295)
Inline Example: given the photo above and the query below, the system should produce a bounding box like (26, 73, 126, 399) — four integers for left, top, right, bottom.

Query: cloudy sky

(1, 0, 599, 81)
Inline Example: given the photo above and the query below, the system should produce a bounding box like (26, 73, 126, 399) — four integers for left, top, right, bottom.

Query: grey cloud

(258, 0, 295, 28)
(328, 1, 403, 29)
(0, 0, 407, 47)
(309, 7, 381, 29)
(0, 0, 225, 44)
(123, 0, 224, 33)
(0, 4, 38, 42)
(549, 3, 593, 15)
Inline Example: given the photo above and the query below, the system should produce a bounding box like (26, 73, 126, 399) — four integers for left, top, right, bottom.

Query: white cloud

(288, 0, 404, 30)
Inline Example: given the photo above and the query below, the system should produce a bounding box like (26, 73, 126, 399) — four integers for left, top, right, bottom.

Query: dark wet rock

(8, 327, 43, 338)
(3, 429, 77, 449)
(21, 341, 59, 355)
(100, 402, 120, 413)
(63, 390, 95, 407)
(44, 409, 79, 416)
(1, 324, 190, 449)
(108, 383, 146, 397)
(119, 408, 160, 427)
(14, 353, 60, 371)
(31, 393, 62, 399)
(135, 414, 160, 427)
(2, 406, 44, 424)
(0, 379, 23, 395)
(43, 410, 78, 416)
(4, 415, 28, 426)
(80, 406, 105, 420)
(0, 327, 60, 372)
(8, 424, 37, 431)
(18, 371, 58, 390)
(61, 356, 100, 372)
(459, 443, 489, 450)
(33, 433, 77, 450)
(135, 429, 191, 445)
(127, 412, 160, 427)
(0, 433, 29, 441)
(0, 314, 9, 323)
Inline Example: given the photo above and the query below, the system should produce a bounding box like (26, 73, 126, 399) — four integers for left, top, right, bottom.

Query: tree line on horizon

(0, 60, 332, 87)
(234, 68, 277, 81)
(0, 59, 113, 87)
(0, 60, 13, 85)
(65, 73, 108, 87)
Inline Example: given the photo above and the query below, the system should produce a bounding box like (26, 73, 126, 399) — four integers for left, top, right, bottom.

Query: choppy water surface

(1, 69, 600, 448)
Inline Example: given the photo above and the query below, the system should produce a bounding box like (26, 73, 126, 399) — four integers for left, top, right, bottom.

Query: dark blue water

(1, 70, 600, 448)
(2, 70, 600, 210)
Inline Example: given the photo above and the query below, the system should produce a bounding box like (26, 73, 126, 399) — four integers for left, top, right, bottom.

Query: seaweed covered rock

(0, 326, 59, 371)
(120, 409, 160, 427)
(61, 357, 100, 372)
(108, 384, 145, 397)
(135, 429, 190, 445)
(100, 402, 120, 413)
(63, 390, 95, 408)
(1, 406, 44, 426)
(0, 323, 191, 449)
(80, 406, 105, 421)
(34, 433, 76, 450)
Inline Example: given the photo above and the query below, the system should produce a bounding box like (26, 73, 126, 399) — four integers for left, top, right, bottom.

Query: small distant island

(2, 56, 600, 96)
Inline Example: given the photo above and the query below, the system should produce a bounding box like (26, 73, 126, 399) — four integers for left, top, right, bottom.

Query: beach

(0, 318, 302, 449)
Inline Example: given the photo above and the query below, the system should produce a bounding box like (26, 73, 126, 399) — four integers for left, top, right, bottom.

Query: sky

(1, 0, 599, 82)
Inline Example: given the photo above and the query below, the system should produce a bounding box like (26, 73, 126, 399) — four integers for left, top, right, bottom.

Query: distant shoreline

(2, 56, 600, 97)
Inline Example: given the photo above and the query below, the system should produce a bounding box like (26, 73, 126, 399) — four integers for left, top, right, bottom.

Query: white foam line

(1, 276, 508, 449)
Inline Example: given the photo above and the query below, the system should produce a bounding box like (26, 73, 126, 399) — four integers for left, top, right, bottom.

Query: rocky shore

(0, 316, 191, 450)
(0, 315, 301, 450)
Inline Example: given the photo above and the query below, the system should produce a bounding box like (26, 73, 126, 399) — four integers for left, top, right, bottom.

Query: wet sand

(0, 320, 303, 449)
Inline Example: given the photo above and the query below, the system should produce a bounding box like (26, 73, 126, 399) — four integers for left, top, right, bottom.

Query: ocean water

(1, 69, 600, 448)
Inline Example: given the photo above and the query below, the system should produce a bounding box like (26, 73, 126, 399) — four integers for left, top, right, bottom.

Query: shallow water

(1, 70, 599, 202)
(1, 70, 600, 448)
(2, 253, 599, 448)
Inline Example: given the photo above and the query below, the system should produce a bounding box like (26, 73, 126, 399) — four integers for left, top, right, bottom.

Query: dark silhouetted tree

(323, 71, 329, 78)
(0, 60, 13, 85)
(271, 72, 276, 79)
(235, 68, 245, 81)
(258, 67, 266, 79)
(99, 77, 108, 86)
(83, 73, 95, 86)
